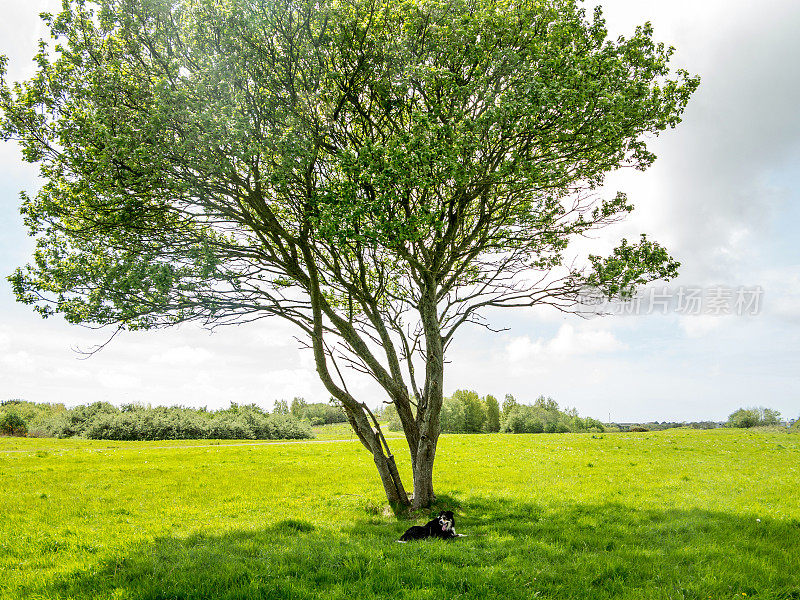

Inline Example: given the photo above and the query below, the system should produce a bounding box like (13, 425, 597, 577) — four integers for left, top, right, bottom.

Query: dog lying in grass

(397, 510, 466, 542)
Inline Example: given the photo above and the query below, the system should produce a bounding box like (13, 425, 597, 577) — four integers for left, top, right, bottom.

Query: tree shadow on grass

(21, 500, 800, 600)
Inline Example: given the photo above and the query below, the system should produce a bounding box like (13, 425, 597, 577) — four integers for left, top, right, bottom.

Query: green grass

(311, 422, 404, 440)
(1, 429, 799, 599)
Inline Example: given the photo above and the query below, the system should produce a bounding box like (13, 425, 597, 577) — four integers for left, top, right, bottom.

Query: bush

(302, 402, 348, 425)
(268, 414, 315, 439)
(85, 407, 209, 440)
(24, 401, 313, 441)
(1, 400, 67, 436)
(501, 407, 545, 434)
(501, 406, 543, 434)
(727, 407, 781, 429)
(283, 398, 347, 425)
(33, 401, 119, 438)
(500, 398, 604, 434)
(0, 411, 28, 436)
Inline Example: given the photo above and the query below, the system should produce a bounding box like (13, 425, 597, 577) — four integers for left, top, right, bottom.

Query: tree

(0, 0, 697, 509)
(760, 408, 781, 427)
(273, 399, 289, 415)
(483, 395, 501, 433)
(727, 407, 781, 428)
(290, 397, 307, 420)
(452, 389, 485, 433)
(534, 395, 559, 413)
(727, 408, 759, 428)
(439, 394, 466, 433)
(0, 410, 28, 436)
(502, 394, 518, 419)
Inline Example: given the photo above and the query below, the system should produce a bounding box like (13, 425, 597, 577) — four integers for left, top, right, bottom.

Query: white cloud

(506, 336, 544, 363)
(149, 345, 214, 367)
(1, 351, 35, 374)
(679, 315, 726, 339)
(257, 368, 319, 400)
(507, 323, 627, 363)
(769, 297, 800, 324)
(584, 0, 800, 286)
(248, 322, 298, 348)
(756, 265, 800, 324)
(47, 366, 92, 381)
(97, 371, 142, 390)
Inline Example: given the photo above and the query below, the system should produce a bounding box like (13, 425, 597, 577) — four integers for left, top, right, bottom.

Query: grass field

(1, 428, 799, 599)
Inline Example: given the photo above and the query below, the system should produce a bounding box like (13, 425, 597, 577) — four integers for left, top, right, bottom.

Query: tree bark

(412, 438, 437, 509)
(372, 447, 408, 507)
(412, 281, 444, 509)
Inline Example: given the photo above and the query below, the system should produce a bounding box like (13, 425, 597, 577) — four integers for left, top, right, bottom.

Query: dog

(397, 510, 465, 542)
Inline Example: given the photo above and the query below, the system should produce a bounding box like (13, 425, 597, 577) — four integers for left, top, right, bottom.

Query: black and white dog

(398, 510, 465, 542)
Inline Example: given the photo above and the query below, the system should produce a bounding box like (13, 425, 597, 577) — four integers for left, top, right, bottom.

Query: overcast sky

(1, 0, 799, 422)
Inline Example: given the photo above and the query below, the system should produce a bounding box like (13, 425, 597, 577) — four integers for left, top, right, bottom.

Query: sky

(1, 0, 799, 423)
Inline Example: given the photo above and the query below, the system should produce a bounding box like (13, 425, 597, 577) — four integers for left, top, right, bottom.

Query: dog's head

(437, 510, 455, 533)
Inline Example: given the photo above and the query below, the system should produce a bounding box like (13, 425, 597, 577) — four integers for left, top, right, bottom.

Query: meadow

(1, 428, 798, 599)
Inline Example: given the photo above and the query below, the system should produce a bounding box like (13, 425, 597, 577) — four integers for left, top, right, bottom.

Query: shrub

(269, 414, 314, 439)
(500, 399, 604, 434)
(501, 406, 545, 434)
(0, 411, 28, 436)
(727, 407, 781, 429)
(24, 401, 313, 441)
(583, 417, 606, 433)
(1, 400, 68, 436)
(302, 402, 348, 425)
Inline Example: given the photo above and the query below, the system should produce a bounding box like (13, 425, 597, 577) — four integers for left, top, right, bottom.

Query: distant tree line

(610, 421, 720, 432)
(384, 392, 605, 435)
(611, 406, 792, 432)
(3, 399, 794, 439)
(273, 397, 348, 426)
(0, 400, 312, 440)
(726, 406, 784, 429)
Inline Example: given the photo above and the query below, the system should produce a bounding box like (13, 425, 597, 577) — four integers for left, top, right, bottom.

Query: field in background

(1, 428, 799, 599)
(312, 421, 405, 440)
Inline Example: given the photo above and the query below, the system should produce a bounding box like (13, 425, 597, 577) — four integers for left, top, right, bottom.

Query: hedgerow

(5, 401, 312, 440)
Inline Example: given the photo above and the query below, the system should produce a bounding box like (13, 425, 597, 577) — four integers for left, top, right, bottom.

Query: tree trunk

(373, 449, 409, 508)
(412, 436, 437, 509)
(341, 403, 411, 509)
(303, 252, 411, 509)
(412, 281, 445, 510)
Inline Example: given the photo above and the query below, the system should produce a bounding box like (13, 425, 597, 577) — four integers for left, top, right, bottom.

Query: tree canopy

(1, 0, 698, 509)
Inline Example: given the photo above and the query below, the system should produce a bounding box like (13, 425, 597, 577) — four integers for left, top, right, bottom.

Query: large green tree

(1, 0, 697, 509)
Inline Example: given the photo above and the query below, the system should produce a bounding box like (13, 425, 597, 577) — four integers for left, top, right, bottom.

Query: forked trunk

(373, 451, 409, 508)
(411, 437, 437, 509)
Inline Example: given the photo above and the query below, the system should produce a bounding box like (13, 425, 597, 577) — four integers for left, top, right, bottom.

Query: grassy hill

(1, 428, 798, 599)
